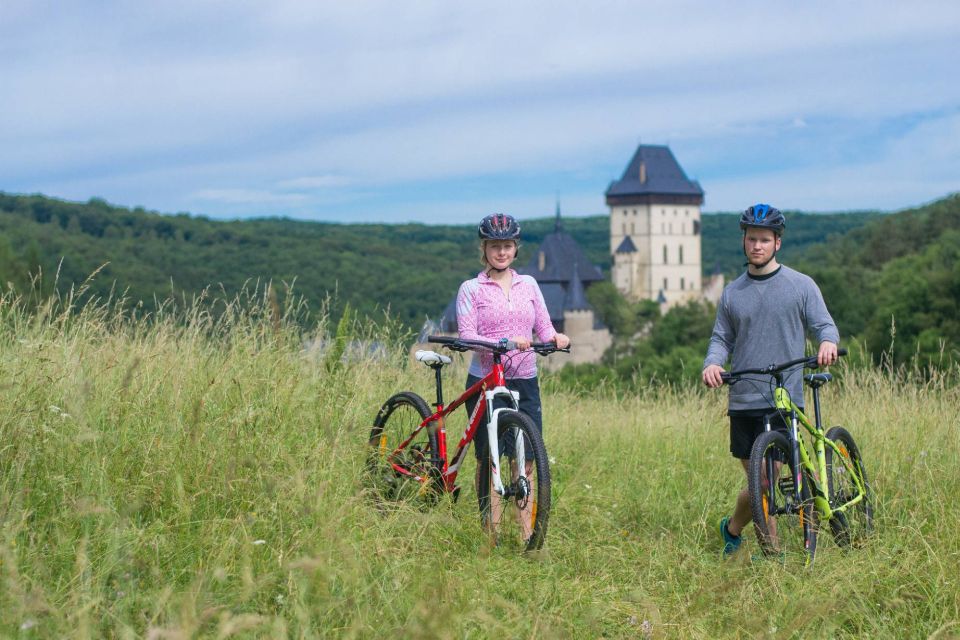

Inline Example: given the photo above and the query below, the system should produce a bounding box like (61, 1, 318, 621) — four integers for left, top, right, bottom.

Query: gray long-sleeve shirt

(703, 265, 840, 412)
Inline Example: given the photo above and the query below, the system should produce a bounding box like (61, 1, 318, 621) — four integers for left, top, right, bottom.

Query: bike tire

(476, 410, 551, 552)
(368, 391, 440, 502)
(825, 426, 873, 547)
(748, 430, 818, 563)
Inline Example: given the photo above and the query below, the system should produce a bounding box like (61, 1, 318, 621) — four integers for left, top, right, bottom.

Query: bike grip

(427, 335, 455, 344)
(838, 347, 848, 357)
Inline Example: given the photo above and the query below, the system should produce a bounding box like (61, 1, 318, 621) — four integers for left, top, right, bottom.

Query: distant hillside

(701, 210, 880, 277)
(0, 192, 879, 328)
(794, 194, 960, 365)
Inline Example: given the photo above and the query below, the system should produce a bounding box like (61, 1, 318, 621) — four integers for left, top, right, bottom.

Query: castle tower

(605, 145, 704, 308)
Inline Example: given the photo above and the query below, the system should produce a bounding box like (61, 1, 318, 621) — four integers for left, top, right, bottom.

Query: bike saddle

(803, 372, 833, 388)
(415, 350, 452, 367)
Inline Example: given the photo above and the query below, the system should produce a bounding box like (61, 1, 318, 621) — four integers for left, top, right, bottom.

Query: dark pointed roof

(605, 144, 704, 206)
(615, 235, 637, 253)
(521, 210, 604, 284)
(563, 266, 591, 312)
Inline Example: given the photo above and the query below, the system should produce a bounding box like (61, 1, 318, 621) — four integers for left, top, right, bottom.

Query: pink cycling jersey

(456, 269, 557, 379)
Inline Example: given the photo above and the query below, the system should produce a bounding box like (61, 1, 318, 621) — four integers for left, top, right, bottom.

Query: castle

(427, 143, 715, 367)
(607, 144, 706, 308)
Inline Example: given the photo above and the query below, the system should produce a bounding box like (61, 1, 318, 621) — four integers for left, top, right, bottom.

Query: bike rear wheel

(748, 430, 818, 563)
(476, 410, 551, 552)
(825, 426, 873, 547)
(368, 392, 440, 502)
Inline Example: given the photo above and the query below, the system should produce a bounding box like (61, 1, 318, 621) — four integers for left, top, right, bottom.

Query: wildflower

(252, 539, 266, 546)
(20, 619, 37, 631)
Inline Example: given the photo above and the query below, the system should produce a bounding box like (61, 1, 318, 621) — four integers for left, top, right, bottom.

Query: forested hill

(793, 193, 960, 364)
(0, 192, 882, 328)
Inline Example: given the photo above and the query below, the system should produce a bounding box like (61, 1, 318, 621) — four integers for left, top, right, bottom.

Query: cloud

(2, 1, 959, 221)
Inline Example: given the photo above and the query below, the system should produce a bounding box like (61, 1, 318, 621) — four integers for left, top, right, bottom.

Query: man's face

(743, 227, 781, 267)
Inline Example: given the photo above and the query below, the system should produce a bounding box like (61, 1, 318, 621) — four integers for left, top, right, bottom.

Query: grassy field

(0, 291, 958, 638)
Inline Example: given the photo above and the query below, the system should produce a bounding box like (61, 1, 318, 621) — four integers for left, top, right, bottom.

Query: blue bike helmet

(739, 204, 785, 235)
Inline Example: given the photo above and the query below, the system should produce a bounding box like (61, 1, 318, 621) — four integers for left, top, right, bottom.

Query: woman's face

(484, 240, 517, 270)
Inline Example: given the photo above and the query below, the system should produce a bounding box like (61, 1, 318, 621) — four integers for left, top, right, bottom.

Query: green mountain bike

(721, 348, 873, 563)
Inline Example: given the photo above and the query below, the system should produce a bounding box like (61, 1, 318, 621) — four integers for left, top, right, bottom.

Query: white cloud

(1, 1, 959, 220)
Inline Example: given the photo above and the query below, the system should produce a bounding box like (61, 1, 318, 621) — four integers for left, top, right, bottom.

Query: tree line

(11, 190, 956, 379)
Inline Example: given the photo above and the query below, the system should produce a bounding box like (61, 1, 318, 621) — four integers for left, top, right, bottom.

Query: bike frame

(765, 375, 868, 523)
(386, 347, 525, 497)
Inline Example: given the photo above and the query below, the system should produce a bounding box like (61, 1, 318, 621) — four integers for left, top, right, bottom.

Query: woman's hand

(553, 333, 570, 349)
(511, 336, 532, 350)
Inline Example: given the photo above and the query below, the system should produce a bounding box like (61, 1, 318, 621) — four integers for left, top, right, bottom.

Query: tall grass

(0, 288, 957, 638)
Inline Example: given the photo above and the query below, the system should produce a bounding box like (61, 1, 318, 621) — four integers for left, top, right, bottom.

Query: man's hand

(702, 364, 726, 388)
(553, 333, 570, 349)
(817, 341, 839, 367)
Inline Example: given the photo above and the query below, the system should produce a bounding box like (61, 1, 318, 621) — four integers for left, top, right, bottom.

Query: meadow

(0, 289, 958, 638)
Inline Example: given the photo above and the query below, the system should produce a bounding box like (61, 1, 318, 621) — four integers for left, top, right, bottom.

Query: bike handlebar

(720, 348, 847, 384)
(427, 335, 571, 356)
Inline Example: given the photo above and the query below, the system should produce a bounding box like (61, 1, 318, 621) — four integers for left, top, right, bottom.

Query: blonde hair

(478, 239, 520, 266)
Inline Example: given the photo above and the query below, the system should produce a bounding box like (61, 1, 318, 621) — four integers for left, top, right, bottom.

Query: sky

(2, 1, 960, 224)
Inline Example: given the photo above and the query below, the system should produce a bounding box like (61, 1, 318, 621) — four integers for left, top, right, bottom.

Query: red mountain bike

(368, 335, 568, 551)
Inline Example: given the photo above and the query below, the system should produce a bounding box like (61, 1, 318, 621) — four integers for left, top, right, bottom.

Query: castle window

(693, 220, 701, 236)
(622, 223, 627, 234)
(679, 246, 684, 264)
(663, 245, 668, 263)
(681, 277, 686, 290)
(663, 277, 668, 291)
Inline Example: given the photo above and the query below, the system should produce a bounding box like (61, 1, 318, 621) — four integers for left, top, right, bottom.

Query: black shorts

(464, 374, 543, 461)
(728, 409, 800, 460)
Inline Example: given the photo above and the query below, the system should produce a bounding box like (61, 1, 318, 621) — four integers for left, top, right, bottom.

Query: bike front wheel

(368, 391, 440, 502)
(825, 426, 873, 547)
(748, 430, 818, 563)
(476, 410, 551, 552)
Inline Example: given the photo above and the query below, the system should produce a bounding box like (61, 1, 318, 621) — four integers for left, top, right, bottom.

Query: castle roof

(520, 209, 605, 284)
(615, 235, 637, 254)
(605, 144, 704, 206)
(562, 266, 591, 312)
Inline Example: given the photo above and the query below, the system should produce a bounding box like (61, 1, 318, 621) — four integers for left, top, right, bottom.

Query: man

(702, 203, 839, 556)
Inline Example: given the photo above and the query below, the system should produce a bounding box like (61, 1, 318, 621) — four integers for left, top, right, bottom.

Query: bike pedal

(452, 486, 462, 503)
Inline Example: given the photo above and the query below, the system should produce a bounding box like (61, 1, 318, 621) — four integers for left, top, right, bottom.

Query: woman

(457, 213, 569, 541)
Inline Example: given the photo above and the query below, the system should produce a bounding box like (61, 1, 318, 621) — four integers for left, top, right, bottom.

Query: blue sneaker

(720, 517, 742, 556)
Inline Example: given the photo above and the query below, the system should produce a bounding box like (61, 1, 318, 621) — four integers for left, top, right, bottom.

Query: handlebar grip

(838, 347, 848, 356)
(427, 335, 456, 344)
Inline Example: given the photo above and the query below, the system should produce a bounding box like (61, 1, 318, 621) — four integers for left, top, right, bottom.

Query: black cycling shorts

(728, 409, 800, 460)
